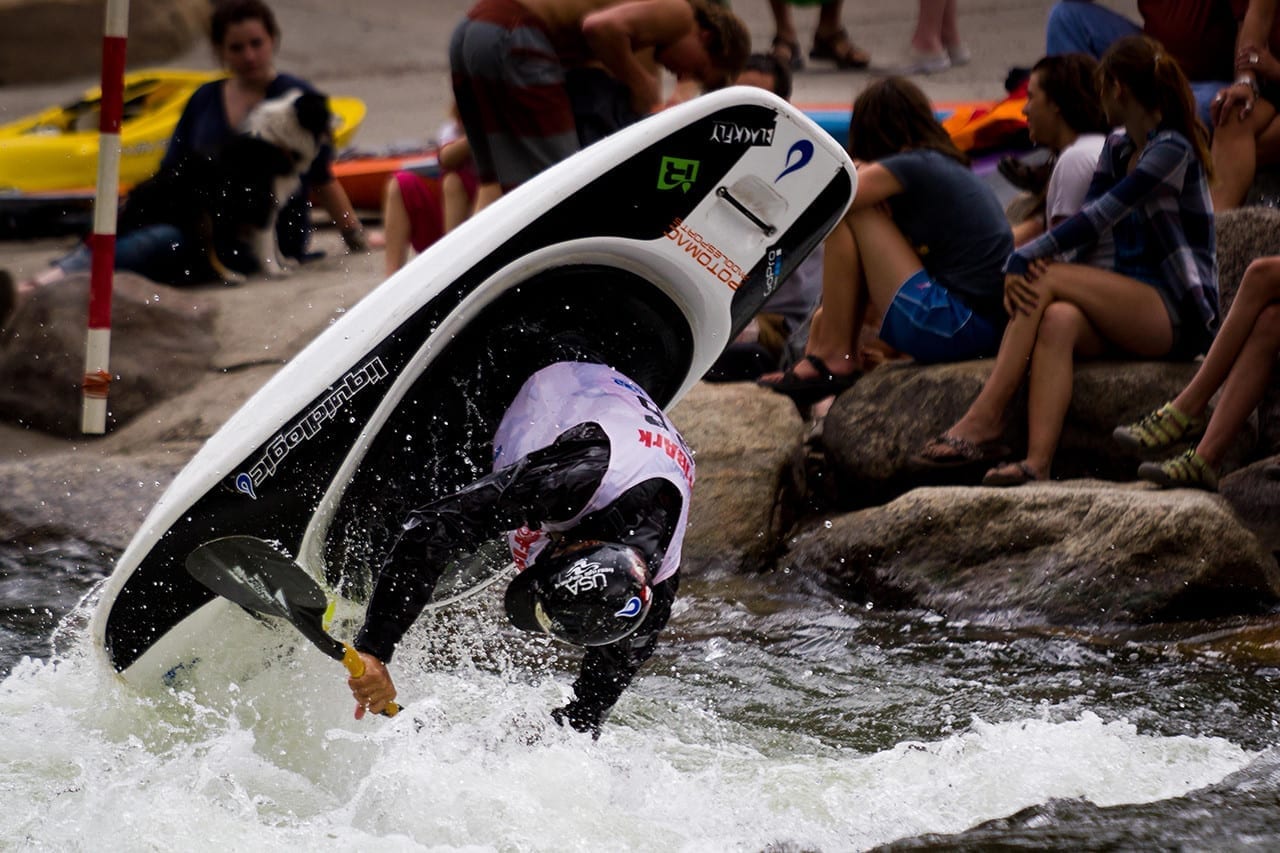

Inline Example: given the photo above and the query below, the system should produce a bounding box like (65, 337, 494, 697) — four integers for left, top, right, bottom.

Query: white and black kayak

(91, 86, 856, 688)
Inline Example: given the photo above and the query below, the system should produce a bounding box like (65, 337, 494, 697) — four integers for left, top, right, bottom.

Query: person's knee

(1239, 256, 1280, 301)
(1253, 303, 1280, 345)
(1035, 301, 1087, 352)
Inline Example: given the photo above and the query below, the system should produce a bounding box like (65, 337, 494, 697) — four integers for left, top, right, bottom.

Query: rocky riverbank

(3, 210, 1279, 640)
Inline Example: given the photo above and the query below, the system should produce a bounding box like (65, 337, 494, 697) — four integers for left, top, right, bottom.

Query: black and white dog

(120, 88, 332, 283)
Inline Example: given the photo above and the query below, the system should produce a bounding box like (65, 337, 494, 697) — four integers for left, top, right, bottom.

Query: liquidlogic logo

(709, 121, 774, 145)
(665, 216, 745, 291)
(657, 156, 700, 192)
(234, 356, 390, 499)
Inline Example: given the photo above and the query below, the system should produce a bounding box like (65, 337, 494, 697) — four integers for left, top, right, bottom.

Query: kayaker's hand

(348, 652, 396, 719)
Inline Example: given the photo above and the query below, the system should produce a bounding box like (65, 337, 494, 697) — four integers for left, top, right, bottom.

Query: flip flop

(757, 354, 860, 405)
(981, 461, 1041, 487)
(909, 434, 1011, 469)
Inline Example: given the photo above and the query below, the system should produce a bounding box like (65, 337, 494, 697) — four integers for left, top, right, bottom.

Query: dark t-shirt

(163, 73, 334, 259)
(878, 149, 1014, 322)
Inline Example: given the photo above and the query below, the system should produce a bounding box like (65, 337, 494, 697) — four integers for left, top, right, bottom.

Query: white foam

(0, 619, 1257, 852)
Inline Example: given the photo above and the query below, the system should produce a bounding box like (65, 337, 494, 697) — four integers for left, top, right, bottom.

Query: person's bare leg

(815, 0, 845, 39)
(1195, 303, 1280, 468)
(794, 202, 929, 378)
(1211, 100, 1276, 211)
(381, 177, 412, 277)
(769, 0, 799, 60)
(1015, 301, 1107, 479)
(940, 0, 961, 47)
(943, 263, 1173, 447)
(1172, 256, 1280, 417)
(759, 218, 865, 382)
(911, 0, 946, 53)
(473, 182, 502, 215)
(1255, 114, 1280, 167)
(441, 172, 470, 233)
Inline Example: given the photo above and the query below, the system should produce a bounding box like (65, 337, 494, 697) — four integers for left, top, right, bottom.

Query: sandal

(770, 35, 803, 71)
(757, 354, 860, 405)
(809, 28, 871, 70)
(981, 460, 1042, 487)
(909, 434, 1011, 469)
(1137, 448, 1219, 492)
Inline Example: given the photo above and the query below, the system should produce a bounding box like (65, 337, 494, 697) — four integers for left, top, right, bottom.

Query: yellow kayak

(0, 68, 365, 199)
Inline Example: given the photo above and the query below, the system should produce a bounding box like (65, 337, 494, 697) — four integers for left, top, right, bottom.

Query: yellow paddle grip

(341, 644, 401, 717)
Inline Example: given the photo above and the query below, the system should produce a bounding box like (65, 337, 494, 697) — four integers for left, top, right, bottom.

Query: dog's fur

(119, 88, 331, 283)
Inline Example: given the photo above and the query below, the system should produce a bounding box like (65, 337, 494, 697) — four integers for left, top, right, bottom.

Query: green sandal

(1113, 402, 1206, 454)
(1137, 448, 1219, 492)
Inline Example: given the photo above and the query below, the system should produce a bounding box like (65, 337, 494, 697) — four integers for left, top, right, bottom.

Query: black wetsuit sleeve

(556, 572, 679, 737)
(554, 477, 685, 735)
(354, 423, 609, 661)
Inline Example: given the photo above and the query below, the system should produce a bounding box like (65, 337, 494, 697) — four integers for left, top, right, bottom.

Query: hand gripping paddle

(185, 535, 400, 717)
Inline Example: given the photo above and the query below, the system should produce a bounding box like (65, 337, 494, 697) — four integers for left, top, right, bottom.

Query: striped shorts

(450, 0, 579, 190)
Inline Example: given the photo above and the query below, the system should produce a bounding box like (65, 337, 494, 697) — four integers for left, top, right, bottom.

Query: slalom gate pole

(81, 0, 130, 434)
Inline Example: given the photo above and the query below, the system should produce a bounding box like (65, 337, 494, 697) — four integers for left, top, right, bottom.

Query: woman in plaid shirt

(915, 34, 1219, 486)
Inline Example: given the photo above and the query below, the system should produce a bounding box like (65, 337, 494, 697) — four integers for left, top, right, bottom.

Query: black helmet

(504, 541, 652, 646)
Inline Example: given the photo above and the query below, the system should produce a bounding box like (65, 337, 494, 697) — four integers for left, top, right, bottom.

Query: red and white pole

(82, 0, 129, 434)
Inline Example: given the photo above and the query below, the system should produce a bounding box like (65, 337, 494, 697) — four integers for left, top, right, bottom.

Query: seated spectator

(1043, 0, 1246, 126)
(1113, 256, 1280, 490)
(757, 75, 1014, 404)
(15, 0, 365, 297)
(1009, 53, 1112, 248)
(452, 0, 749, 213)
(1210, 0, 1280, 210)
(379, 107, 477, 276)
(914, 36, 1220, 486)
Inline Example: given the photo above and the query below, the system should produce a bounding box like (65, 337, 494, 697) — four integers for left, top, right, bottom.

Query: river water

(3, 537, 1280, 851)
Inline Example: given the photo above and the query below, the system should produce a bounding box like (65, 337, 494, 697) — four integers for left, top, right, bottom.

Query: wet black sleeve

(553, 573, 679, 738)
(552, 478, 685, 736)
(354, 423, 609, 661)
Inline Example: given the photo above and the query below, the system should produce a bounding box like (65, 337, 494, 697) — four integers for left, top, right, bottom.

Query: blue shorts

(878, 269, 1002, 363)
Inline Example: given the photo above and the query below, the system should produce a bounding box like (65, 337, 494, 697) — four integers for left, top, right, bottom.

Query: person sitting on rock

(1114, 255, 1280, 490)
(757, 75, 1014, 404)
(1010, 53, 1113, 249)
(1209, 0, 1280, 211)
(913, 35, 1220, 486)
(376, 105, 477, 277)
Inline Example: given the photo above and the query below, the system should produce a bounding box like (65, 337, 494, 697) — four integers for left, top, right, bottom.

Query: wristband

(1236, 74, 1260, 97)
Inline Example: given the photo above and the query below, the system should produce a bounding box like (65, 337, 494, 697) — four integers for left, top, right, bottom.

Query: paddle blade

(185, 535, 343, 661)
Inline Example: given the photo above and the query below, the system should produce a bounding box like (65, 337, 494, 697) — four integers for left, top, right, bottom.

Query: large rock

(1221, 458, 1280, 554)
(0, 0, 209, 85)
(783, 480, 1280, 627)
(670, 381, 805, 571)
(819, 358, 1247, 506)
(0, 272, 218, 435)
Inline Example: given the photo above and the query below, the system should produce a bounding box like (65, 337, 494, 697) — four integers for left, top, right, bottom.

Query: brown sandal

(771, 35, 803, 71)
(810, 28, 870, 70)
